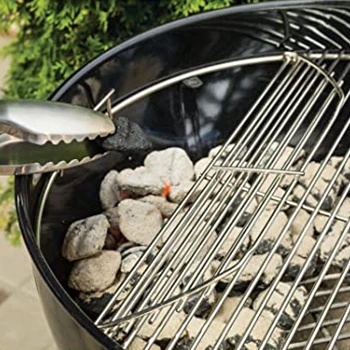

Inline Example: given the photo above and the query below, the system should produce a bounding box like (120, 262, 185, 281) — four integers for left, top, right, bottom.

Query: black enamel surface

(16, 1, 350, 349)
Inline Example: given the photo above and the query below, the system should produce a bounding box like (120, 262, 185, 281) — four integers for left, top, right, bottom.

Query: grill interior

(80, 51, 350, 350)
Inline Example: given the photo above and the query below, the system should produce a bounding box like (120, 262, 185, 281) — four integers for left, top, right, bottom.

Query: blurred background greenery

(0, 0, 267, 244)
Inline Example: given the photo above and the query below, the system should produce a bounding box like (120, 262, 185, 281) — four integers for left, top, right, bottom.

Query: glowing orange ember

(162, 183, 171, 197)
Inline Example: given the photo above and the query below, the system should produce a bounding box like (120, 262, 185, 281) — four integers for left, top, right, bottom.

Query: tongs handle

(0, 100, 115, 145)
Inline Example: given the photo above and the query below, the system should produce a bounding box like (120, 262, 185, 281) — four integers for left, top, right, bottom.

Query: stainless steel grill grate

(85, 51, 350, 349)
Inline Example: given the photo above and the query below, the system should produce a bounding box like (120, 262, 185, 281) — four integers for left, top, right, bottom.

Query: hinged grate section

(93, 52, 350, 350)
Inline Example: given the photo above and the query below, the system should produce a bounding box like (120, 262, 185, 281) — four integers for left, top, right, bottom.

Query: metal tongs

(0, 90, 122, 175)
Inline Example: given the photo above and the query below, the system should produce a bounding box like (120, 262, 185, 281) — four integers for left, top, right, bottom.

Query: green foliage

(0, 177, 20, 246)
(0, 0, 266, 100)
(0, 0, 266, 245)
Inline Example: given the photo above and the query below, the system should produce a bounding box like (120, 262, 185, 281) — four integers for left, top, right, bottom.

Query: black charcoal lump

(100, 116, 153, 155)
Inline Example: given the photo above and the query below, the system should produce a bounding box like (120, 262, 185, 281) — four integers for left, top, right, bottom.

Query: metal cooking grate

(204, 7, 350, 52)
(95, 52, 350, 349)
(91, 51, 350, 350)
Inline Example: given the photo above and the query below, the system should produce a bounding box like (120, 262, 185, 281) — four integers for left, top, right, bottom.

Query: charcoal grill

(16, 1, 350, 349)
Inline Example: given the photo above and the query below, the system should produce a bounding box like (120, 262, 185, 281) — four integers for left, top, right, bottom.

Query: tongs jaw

(0, 99, 116, 175)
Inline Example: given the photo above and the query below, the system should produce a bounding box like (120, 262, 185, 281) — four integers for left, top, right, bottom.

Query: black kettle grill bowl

(15, 1, 350, 349)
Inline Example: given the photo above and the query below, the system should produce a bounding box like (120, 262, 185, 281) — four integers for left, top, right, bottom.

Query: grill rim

(15, 1, 350, 350)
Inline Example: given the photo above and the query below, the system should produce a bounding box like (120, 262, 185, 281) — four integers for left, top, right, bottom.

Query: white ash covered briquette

(286, 236, 318, 279)
(144, 147, 194, 186)
(138, 195, 179, 218)
(226, 308, 284, 350)
(62, 214, 110, 261)
(330, 155, 350, 181)
(193, 156, 236, 199)
(339, 197, 350, 217)
(116, 199, 163, 246)
(183, 288, 218, 318)
(216, 295, 252, 323)
(298, 162, 343, 211)
(315, 208, 348, 236)
(184, 307, 283, 350)
(117, 166, 164, 196)
(99, 170, 121, 210)
(249, 207, 293, 257)
(120, 250, 144, 274)
(256, 175, 289, 211)
(139, 307, 187, 341)
(253, 281, 308, 330)
(234, 193, 259, 228)
(180, 261, 217, 317)
(332, 219, 347, 236)
(257, 174, 287, 199)
(280, 164, 302, 189)
(118, 248, 149, 285)
(333, 244, 350, 269)
(291, 184, 318, 209)
(289, 208, 315, 241)
(104, 207, 122, 240)
(168, 180, 203, 203)
(182, 259, 214, 287)
(195, 199, 221, 221)
(77, 272, 127, 318)
(143, 277, 183, 305)
(216, 226, 250, 260)
(194, 157, 215, 179)
(68, 250, 122, 293)
(208, 143, 247, 160)
(196, 181, 254, 228)
(212, 253, 283, 295)
(313, 214, 328, 234)
(320, 221, 350, 267)
(179, 317, 226, 350)
(129, 337, 161, 350)
(193, 157, 221, 199)
(161, 212, 217, 264)
(275, 145, 306, 189)
(258, 142, 305, 168)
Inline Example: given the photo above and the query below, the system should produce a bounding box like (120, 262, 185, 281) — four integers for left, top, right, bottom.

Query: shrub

(0, 0, 264, 99)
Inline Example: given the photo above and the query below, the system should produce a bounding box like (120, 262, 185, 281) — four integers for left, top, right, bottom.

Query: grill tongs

(0, 89, 151, 175)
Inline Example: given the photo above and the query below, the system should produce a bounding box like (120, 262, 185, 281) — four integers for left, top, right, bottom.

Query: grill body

(15, 1, 350, 349)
